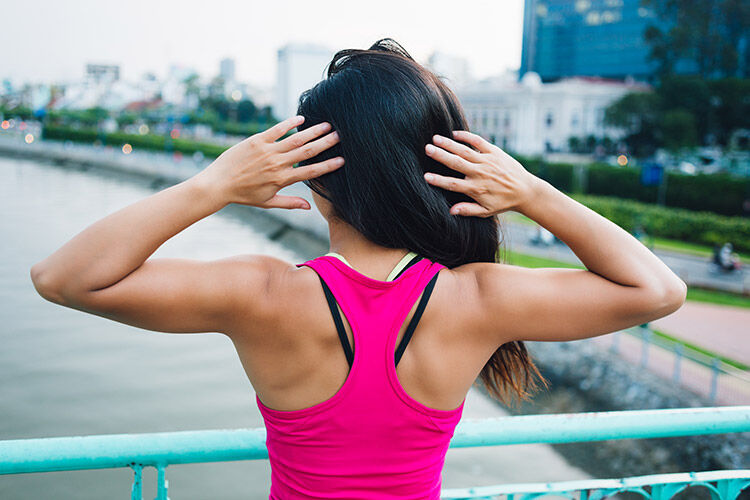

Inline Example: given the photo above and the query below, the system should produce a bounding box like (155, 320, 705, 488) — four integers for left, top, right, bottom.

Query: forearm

(30, 174, 227, 299)
(517, 179, 686, 294)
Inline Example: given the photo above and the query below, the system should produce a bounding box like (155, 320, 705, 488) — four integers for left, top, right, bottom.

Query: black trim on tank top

(317, 276, 354, 367)
(316, 255, 434, 369)
(394, 272, 439, 367)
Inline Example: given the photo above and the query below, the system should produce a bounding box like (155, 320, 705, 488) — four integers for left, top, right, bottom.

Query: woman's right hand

(423, 130, 543, 217)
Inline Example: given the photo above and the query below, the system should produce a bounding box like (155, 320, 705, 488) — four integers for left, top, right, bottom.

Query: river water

(0, 155, 300, 499)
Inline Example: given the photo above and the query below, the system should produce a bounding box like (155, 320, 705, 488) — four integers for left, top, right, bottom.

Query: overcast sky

(3, 0, 524, 87)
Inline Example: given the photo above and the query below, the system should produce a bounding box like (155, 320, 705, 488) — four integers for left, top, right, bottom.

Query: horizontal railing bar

(448, 405, 750, 448)
(1, 406, 748, 475)
(440, 470, 750, 498)
(0, 428, 269, 475)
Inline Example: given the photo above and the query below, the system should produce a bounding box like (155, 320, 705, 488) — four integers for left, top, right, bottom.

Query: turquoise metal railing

(604, 325, 750, 404)
(1, 406, 749, 499)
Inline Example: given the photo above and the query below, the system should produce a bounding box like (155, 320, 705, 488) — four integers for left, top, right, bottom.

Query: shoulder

(217, 254, 302, 328)
(437, 261, 540, 343)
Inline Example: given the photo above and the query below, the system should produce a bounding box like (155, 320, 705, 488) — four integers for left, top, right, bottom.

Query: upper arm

(35, 254, 290, 336)
(466, 262, 686, 344)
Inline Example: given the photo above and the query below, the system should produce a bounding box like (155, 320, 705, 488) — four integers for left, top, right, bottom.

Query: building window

(504, 113, 511, 127)
(571, 113, 580, 128)
(490, 135, 497, 145)
(546, 112, 554, 128)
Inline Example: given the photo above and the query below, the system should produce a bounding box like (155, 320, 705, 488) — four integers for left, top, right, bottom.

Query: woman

(30, 39, 686, 499)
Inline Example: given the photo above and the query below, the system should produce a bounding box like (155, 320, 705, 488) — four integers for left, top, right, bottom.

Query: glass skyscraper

(520, 0, 664, 82)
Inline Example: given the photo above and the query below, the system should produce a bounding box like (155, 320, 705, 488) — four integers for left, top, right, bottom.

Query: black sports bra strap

(394, 271, 440, 367)
(317, 275, 354, 368)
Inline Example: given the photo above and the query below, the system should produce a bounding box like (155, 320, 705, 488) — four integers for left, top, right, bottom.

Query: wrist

(515, 175, 551, 215)
(185, 171, 231, 212)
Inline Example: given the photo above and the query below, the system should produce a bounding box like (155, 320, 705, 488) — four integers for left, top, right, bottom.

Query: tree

(660, 109, 698, 152)
(604, 92, 663, 157)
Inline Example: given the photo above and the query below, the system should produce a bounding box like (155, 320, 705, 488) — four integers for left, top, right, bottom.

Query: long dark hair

(296, 38, 548, 407)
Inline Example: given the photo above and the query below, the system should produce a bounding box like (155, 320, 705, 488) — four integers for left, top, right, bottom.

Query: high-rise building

(274, 43, 335, 122)
(220, 58, 236, 83)
(520, 0, 663, 82)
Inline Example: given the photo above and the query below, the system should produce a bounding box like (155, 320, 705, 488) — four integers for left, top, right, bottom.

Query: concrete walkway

(650, 302, 750, 365)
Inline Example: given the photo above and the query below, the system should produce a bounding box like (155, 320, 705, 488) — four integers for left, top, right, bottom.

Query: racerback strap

(318, 276, 354, 367)
(394, 272, 439, 366)
(316, 256, 439, 369)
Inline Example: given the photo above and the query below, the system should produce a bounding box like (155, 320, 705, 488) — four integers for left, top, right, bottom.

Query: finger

(274, 121, 332, 153)
(423, 172, 473, 194)
(283, 156, 345, 185)
(281, 130, 340, 165)
(451, 130, 495, 154)
(432, 134, 483, 163)
(449, 202, 493, 217)
(259, 115, 306, 143)
(425, 143, 476, 175)
(262, 194, 311, 210)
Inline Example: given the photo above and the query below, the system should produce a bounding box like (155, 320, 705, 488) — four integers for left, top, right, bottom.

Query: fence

(1, 406, 749, 499)
(588, 325, 750, 405)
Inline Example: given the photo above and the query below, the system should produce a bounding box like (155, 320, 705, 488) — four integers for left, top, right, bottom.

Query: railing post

(673, 344, 683, 383)
(640, 327, 651, 367)
(131, 465, 143, 500)
(155, 464, 169, 500)
(710, 358, 720, 404)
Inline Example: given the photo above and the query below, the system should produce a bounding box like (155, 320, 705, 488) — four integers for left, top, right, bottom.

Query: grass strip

(647, 328, 750, 371)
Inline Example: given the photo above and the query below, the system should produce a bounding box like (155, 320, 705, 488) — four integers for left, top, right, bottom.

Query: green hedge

(571, 193, 750, 253)
(516, 155, 749, 216)
(41, 126, 227, 158)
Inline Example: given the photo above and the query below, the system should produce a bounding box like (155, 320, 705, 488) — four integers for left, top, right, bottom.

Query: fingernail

(335, 157, 345, 164)
(331, 131, 339, 139)
(424, 173, 434, 181)
(425, 144, 436, 154)
(433, 135, 443, 143)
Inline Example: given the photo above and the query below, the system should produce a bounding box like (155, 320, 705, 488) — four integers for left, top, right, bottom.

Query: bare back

(229, 258, 495, 413)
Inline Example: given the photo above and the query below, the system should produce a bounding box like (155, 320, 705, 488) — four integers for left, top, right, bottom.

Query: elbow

(30, 263, 67, 305)
(656, 277, 688, 316)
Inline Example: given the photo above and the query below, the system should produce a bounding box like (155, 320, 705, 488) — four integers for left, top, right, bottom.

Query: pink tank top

(256, 254, 466, 499)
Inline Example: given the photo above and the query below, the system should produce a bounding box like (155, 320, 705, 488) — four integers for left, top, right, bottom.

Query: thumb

(263, 195, 311, 210)
(449, 202, 492, 217)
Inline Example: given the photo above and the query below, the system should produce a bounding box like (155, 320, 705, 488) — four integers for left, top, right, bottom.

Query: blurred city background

(1, 0, 748, 499)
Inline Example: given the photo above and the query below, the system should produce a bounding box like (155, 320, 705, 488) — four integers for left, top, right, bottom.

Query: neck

(326, 218, 410, 276)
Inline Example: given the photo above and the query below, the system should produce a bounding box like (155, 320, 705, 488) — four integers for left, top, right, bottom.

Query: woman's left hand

(194, 115, 344, 210)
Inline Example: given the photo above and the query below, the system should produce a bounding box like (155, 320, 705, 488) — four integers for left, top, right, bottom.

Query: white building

(456, 72, 650, 156)
(274, 43, 335, 122)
